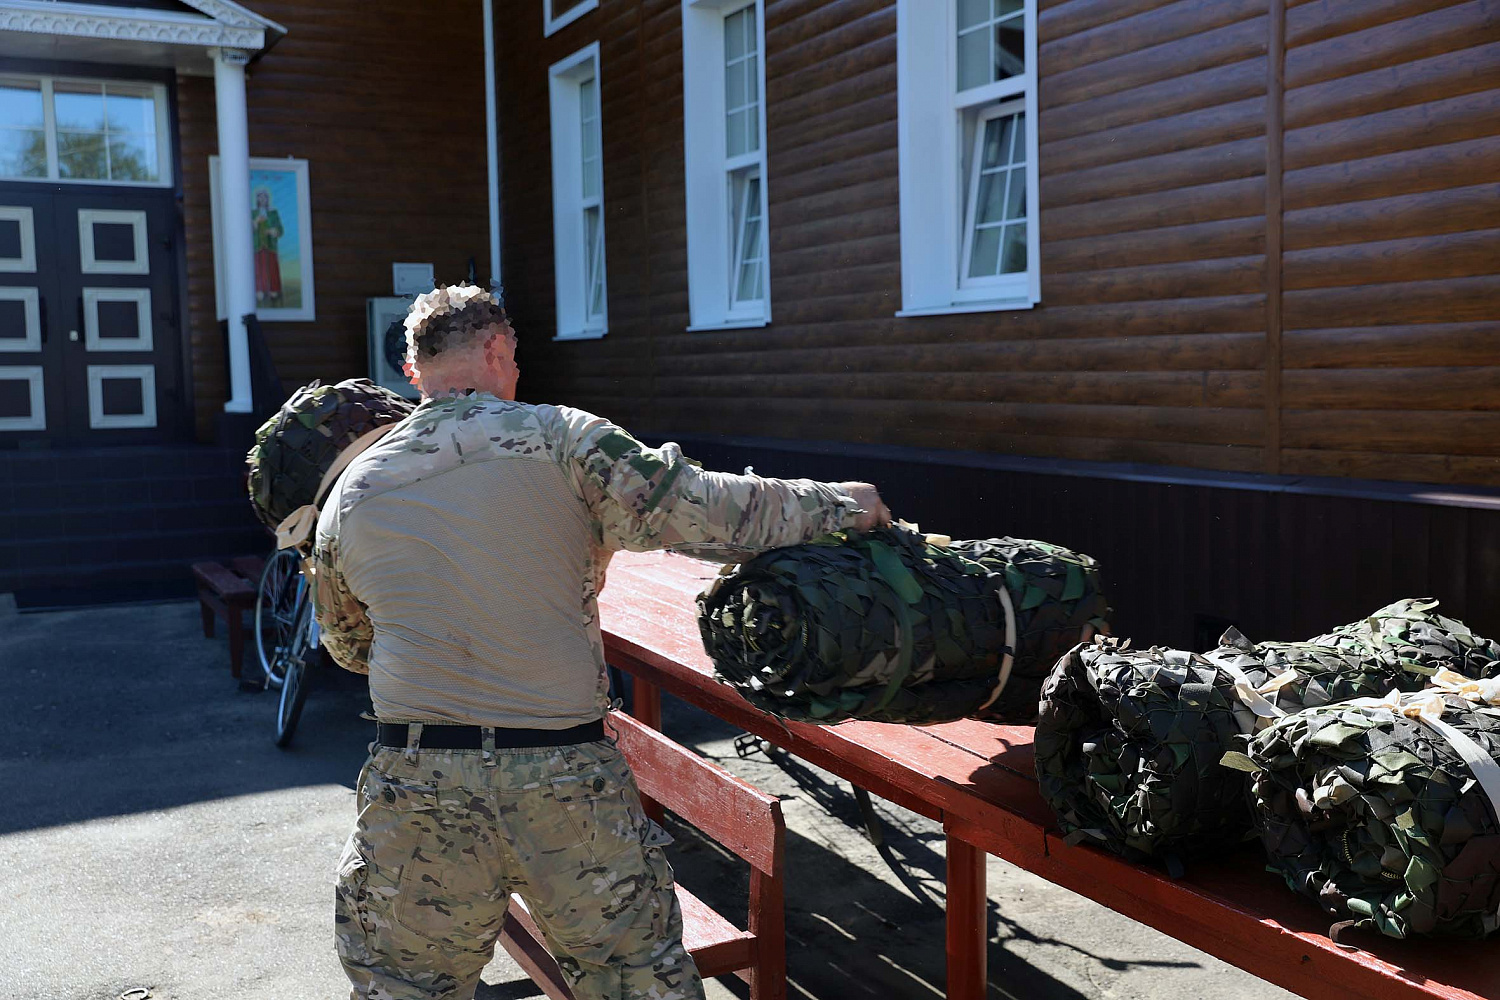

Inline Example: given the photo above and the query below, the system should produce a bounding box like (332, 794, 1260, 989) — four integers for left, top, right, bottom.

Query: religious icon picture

(210, 155, 316, 321)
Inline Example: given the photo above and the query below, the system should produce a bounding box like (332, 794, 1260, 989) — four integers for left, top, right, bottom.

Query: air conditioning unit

(366, 296, 419, 399)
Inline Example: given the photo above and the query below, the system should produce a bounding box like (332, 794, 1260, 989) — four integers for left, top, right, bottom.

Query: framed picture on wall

(209, 156, 316, 322)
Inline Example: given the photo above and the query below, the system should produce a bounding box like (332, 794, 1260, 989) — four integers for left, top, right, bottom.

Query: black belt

(376, 720, 605, 750)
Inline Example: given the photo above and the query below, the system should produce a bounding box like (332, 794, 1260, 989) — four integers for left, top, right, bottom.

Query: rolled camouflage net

(1226, 675, 1500, 939)
(246, 378, 416, 531)
(1308, 598, 1500, 684)
(1036, 638, 1261, 864)
(698, 525, 1109, 725)
(1035, 601, 1500, 865)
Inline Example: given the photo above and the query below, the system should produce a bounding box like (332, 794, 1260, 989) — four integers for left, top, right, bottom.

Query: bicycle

(255, 546, 318, 747)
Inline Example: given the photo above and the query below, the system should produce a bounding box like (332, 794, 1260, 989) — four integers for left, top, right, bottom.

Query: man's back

(328, 398, 603, 727)
(314, 391, 867, 729)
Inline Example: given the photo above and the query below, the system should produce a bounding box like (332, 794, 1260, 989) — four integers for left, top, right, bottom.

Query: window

(548, 43, 607, 339)
(682, 0, 770, 330)
(0, 74, 170, 187)
(896, 0, 1038, 315)
(543, 0, 597, 36)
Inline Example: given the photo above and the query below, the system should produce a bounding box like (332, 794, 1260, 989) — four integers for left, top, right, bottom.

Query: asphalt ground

(0, 597, 1296, 1000)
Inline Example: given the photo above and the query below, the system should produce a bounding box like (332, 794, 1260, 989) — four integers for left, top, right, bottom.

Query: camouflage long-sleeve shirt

(311, 392, 862, 727)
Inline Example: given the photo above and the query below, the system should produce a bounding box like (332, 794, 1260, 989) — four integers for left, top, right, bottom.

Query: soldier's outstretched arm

(551, 407, 887, 557)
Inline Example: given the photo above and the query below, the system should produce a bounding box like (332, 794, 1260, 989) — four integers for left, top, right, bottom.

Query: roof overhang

(0, 0, 286, 75)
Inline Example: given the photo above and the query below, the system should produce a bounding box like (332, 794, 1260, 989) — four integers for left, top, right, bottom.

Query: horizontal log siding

(178, 0, 490, 440)
(1279, 0, 1500, 483)
(499, 0, 1500, 485)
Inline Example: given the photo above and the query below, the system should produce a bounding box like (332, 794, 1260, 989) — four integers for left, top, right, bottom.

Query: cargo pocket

(334, 843, 399, 967)
(550, 756, 637, 865)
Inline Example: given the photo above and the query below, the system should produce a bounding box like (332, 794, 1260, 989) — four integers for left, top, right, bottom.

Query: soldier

(312, 284, 890, 1000)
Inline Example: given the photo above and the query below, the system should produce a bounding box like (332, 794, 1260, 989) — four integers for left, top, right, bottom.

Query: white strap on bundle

(274, 423, 399, 552)
(1214, 659, 1301, 728)
(1348, 670, 1500, 820)
(976, 583, 1018, 713)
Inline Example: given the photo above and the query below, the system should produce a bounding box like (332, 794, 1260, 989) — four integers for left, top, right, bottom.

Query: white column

(482, 0, 502, 290)
(212, 47, 256, 414)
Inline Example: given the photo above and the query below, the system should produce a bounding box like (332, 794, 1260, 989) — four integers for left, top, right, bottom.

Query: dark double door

(0, 184, 182, 446)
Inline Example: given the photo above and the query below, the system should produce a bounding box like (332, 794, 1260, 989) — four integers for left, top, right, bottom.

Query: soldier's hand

(839, 482, 891, 530)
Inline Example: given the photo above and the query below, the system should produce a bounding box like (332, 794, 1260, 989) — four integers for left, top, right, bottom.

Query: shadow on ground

(5, 599, 371, 836)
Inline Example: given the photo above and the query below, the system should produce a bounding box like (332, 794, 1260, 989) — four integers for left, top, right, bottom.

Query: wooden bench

(498, 709, 787, 1000)
(190, 555, 265, 680)
(596, 548, 1500, 1000)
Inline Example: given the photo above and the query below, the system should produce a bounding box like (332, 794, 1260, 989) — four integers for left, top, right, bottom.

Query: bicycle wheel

(274, 598, 314, 747)
(256, 548, 301, 689)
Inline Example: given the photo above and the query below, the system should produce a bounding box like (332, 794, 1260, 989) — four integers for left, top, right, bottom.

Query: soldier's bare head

(403, 284, 519, 400)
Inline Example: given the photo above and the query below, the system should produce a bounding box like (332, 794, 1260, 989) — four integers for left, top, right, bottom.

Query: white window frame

(896, 0, 1039, 317)
(682, 0, 771, 332)
(543, 0, 598, 37)
(0, 73, 172, 188)
(548, 42, 608, 340)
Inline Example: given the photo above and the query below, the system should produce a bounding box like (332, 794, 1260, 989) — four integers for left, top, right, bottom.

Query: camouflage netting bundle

(246, 378, 416, 531)
(1036, 638, 1263, 865)
(1036, 601, 1500, 866)
(1307, 598, 1500, 684)
(1227, 678, 1500, 939)
(698, 525, 1109, 725)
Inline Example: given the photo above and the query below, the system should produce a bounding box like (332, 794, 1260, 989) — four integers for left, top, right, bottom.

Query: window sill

(686, 317, 770, 333)
(553, 328, 607, 342)
(896, 299, 1037, 318)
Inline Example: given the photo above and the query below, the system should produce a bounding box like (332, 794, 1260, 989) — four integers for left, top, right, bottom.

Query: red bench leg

(945, 832, 988, 1000)
(199, 596, 215, 638)
(748, 868, 787, 1000)
(630, 677, 667, 823)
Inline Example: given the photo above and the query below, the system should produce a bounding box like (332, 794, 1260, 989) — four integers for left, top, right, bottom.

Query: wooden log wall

(498, 0, 1500, 487)
(177, 0, 490, 441)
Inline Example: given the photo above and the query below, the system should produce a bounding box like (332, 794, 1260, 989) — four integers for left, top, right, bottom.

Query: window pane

(1011, 110, 1027, 162)
(746, 53, 759, 104)
(105, 87, 156, 134)
(54, 83, 105, 131)
(958, 0, 990, 30)
(968, 226, 1001, 278)
(1004, 167, 1025, 221)
(999, 0, 1023, 15)
(584, 205, 602, 317)
(737, 260, 760, 303)
(727, 109, 751, 158)
(982, 115, 1014, 168)
(57, 131, 107, 179)
(109, 135, 158, 182)
(726, 59, 747, 109)
(725, 9, 748, 60)
(957, 28, 989, 91)
(975, 171, 1005, 225)
(1000, 222, 1027, 274)
(996, 16, 1025, 79)
(0, 81, 44, 130)
(0, 128, 45, 178)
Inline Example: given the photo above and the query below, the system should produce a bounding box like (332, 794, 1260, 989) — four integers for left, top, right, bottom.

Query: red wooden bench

(596, 549, 1499, 1000)
(497, 709, 787, 1000)
(190, 555, 264, 679)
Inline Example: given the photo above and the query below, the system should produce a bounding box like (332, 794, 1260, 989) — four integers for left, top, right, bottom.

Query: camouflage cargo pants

(334, 734, 705, 1000)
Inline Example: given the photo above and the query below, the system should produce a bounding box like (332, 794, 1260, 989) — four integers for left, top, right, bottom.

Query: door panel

(0, 189, 65, 443)
(52, 188, 181, 444)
